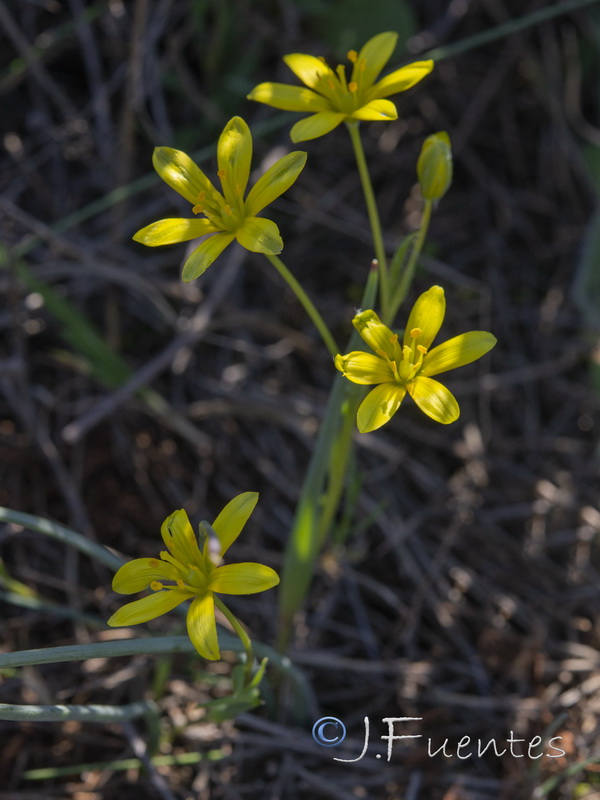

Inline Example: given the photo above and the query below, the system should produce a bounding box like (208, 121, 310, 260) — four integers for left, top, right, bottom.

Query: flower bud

(417, 131, 452, 201)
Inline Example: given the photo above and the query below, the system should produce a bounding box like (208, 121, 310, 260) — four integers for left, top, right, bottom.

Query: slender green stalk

(388, 200, 432, 323)
(23, 750, 225, 780)
(214, 596, 253, 685)
(315, 392, 361, 548)
(0, 635, 315, 719)
(346, 121, 390, 318)
(0, 700, 158, 723)
(0, 506, 123, 571)
(265, 253, 338, 358)
(277, 263, 378, 652)
(425, 0, 600, 63)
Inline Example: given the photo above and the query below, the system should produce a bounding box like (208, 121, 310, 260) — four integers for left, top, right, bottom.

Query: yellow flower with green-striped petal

(335, 286, 496, 432)
(133, 117, 307, 282)
(247, 32, 433, 143)
(107, 492, 279, 660)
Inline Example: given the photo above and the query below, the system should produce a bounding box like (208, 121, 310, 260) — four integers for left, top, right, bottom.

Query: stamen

(347, 49, 358, 63)
(336, 64, 348, 93)
(160, 550, 186, 573)
(389, 334, 398, 344)
(348, 81, 358, 93)
(328, 78, 335, 90)
(359, 58, 366, 72)
(150, 581, 163, 591)
(318, 56, 326, 63)
(192, 204, 203, 215)
(403, 345, 412, 360)
(217, 168, 226, 179)
(410, 328, 422, 339)
(176, 578, 185, 589)
(148, 558, 160, 567)
(224, 204, 233, 216)
(417, 345, 427, 354)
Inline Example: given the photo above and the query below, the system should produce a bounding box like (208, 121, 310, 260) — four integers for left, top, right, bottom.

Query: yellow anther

(348, 81, 358, 93)
(410, 327, 422, 339)
(150, 581, 163, 591)
(347, 49, 358, 63)
(224, 204, 233, 216)
(359, 58, 366, 72)
(148, 558, 160, 567)
(176, 578, 185, 589)
(217, 168, 226, 179)
(417, 345, 427, 354)
(192, 204, 203, 215)
(389, 333, 398, 343)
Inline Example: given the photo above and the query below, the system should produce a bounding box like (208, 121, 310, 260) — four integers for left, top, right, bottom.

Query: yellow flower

(247, 32, 433, 142)
(334, 286, 496, 432)
(107, 493, 279, 660)
(133, 117, 307, 282)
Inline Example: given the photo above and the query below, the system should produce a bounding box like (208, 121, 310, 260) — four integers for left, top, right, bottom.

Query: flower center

(191, 174, 244, 232)
(397, 327, 428, 383)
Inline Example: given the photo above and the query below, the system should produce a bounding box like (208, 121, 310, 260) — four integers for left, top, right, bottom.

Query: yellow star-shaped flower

(107, 493, 279, 660)
(335, 286, 497, 432)
(133, 116, 306, 282)
(247, 32, 433, 142)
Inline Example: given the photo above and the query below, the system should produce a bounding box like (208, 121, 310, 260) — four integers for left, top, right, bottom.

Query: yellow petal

(107, 588, 191, 627)
(187, 594, 219, 660)
(132, 218, 219, 247)
(370, 60, 434, 99)
(247, 82, 330, 112)
(181, 233, 235, 282)
(217, 116, 252, 207)
(160, 509, 202, 569)
(357, 382, 406, 433)
(209, 563, 280, 595)
(353, 32, 398, 88)
(352, 310, 401, 361)
(112, 558, 180, 595)
(211, 492, 259, 556)
(421, 331, 497, 377)
(152, 147, 216, 206)
(235, 216, 282, 254)
(351, 99, 397, 121)
(408, 376, 459, 424)
(334, 351, 394, 385)
(283, 53, 335, 91)
(290, 112, 346, 143)
(245, 151, 307, 217)
(403, 285, 445, 350)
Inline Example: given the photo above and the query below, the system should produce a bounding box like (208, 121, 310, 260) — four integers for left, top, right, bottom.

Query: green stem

(214, 596, 253, 685)
(277, 264, 378, 653)
(388, 199, 432, 323)
(265, 253, 339, 358)
(425, 0, 600, 63)
(0, 700, 158, 723)
(0, 506, 123, 572)
(346, 121, 389, 318)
